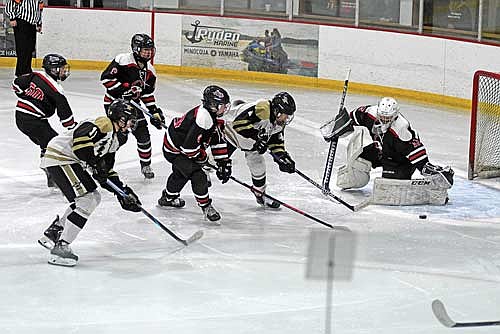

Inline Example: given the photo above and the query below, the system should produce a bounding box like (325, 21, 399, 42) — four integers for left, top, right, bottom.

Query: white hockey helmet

(376, 97, 400, 125)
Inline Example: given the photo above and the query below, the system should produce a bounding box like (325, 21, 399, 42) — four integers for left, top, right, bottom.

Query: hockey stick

(322, 69, 351, 192)
(432, 299, 500, 328)
(294, 168, 368, 212)
(105, 179, 203, 246)
(268, 151, 365, 212)
(207, 164, 344, 230)
(130, 100, 168, 130)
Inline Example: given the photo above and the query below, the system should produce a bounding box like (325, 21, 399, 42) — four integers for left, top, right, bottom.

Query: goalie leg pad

(372, 177, 449, 206)
(336, 158, 372, 190)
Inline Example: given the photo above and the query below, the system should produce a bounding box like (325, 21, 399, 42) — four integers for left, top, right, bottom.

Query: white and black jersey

(41, 116, 123, 171)
(350, 105, 429, 171)
(12, 71, 75, 129)
(100, 52, 158, 111)
(223, 99, 286, 153)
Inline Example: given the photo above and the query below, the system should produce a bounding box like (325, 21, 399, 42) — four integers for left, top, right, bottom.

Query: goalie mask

(202, 85, 230, 117)
(107, 99, 139, 133)
(271, 92, 296, 126)
(131, 33, 155, 62)
(376, 97, 399, 128)
(42, 54, 70, 81)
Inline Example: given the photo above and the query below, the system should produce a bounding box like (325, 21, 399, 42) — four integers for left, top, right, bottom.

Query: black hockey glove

(216, 159, 232, 184)
(273, 151, 295, 173)
(91, 157, 111, 184)
(150, 108, 165, 130)
(117, 186, 142, 212)
(252, 130, 269, 154)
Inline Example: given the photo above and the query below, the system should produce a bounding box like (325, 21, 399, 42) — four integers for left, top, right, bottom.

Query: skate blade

(48, 255, 77, 267)
(204, 217, 221, 226)
(38, 237, 54, 250)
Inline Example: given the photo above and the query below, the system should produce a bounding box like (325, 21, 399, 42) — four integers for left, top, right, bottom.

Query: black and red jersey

(350, 105, 429, 170)
(12, 71, 75, 128)
(100, 52, 158, 111)
(163, 106, 228, 161)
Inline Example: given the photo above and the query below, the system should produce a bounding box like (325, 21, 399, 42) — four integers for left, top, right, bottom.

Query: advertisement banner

(181, 16, 319, 77)
(0, 8, 16, 57)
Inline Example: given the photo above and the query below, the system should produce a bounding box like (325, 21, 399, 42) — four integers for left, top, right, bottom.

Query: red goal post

(468, 70, 500, 180)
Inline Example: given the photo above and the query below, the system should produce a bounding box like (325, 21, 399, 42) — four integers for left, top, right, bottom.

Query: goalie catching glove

(150, 107, 165, 130)
(273, 151, 295, 173)
(216, 159, 232, 184)
(320, 106, 354, 141)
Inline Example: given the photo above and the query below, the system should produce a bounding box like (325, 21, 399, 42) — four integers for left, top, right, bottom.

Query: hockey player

(100, 33, 165, 179)
(222, 92, 296, 208)
(158, 85, 231, 222)
(39, 99, 142, 266)
(12, 53, 76, 187)
(325, 97, 454, 205)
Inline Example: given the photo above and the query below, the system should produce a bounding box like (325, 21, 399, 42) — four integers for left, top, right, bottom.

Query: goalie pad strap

(372, 177, 448, 206)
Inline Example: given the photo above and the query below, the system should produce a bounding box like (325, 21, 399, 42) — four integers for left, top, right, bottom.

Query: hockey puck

(419, 214, 427, 219)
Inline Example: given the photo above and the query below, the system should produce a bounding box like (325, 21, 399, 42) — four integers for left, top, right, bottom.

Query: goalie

(322, 97, 454, 205)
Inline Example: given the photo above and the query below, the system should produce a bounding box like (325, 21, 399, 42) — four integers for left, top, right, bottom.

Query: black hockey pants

(15, 112, 58, 156)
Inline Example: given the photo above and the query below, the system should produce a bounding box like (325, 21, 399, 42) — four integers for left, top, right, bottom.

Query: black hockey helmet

(42, 53, 70, 81)
(202, 85, 230, 116)
(131, 33, 155, 62)
(270, 92, 295, 125)
(107, 99, 139, 132)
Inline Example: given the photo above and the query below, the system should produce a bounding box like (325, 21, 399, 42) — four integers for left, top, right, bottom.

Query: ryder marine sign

(181, 16, 319, 77)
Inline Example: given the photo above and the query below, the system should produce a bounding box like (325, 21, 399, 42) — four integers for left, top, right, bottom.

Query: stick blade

(186, 230, 204, 245)
(432, 299, 457, 328)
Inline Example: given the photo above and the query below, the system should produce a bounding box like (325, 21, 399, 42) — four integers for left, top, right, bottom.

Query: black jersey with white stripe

(12, 71, 75, 129)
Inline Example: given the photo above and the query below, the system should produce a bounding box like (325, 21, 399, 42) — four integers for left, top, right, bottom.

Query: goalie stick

(294, 167, 369, 212)
(105, 179, 203, 246)
(432, 299, 500, 328)
(321, 68, 351, 192)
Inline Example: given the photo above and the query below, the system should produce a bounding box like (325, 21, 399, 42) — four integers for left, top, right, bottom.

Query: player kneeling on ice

(222, 92, 296, 209)
(158, 85, 231, 223)
(39, 99, 142, 267)
(323, 97, 454, 205)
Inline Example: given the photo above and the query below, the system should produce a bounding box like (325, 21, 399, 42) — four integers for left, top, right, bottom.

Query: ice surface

(1, 69, 499, 333)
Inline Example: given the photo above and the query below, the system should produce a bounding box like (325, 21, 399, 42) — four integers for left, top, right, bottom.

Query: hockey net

(468, 70, 500, 179)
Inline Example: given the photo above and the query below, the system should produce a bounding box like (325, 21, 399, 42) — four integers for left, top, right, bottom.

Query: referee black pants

(13, 19, 37, 77)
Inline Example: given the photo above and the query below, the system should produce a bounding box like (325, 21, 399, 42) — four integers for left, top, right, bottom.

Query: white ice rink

(1, 68, 500, 333)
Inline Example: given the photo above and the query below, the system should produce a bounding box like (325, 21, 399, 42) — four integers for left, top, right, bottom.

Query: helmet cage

(271, 92, 296, 126)
(376, 97, 399, 125)
(131, 34, 156, 62)
(202, 85, 230, 116)
(42, 54, 70, 81)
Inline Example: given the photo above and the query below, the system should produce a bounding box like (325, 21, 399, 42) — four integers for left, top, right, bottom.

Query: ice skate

(38, 215, 63, 250)
(48, 240, 78, 267)
(200, 199, 221, 223)
(157, 190, 186, 208)
(252, 189, 280, 209)
(141, 165, 155, 179)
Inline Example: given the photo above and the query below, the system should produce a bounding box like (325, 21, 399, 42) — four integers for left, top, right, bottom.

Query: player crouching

(324, 97, 454, 205)
(39, 99, 142, 266)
